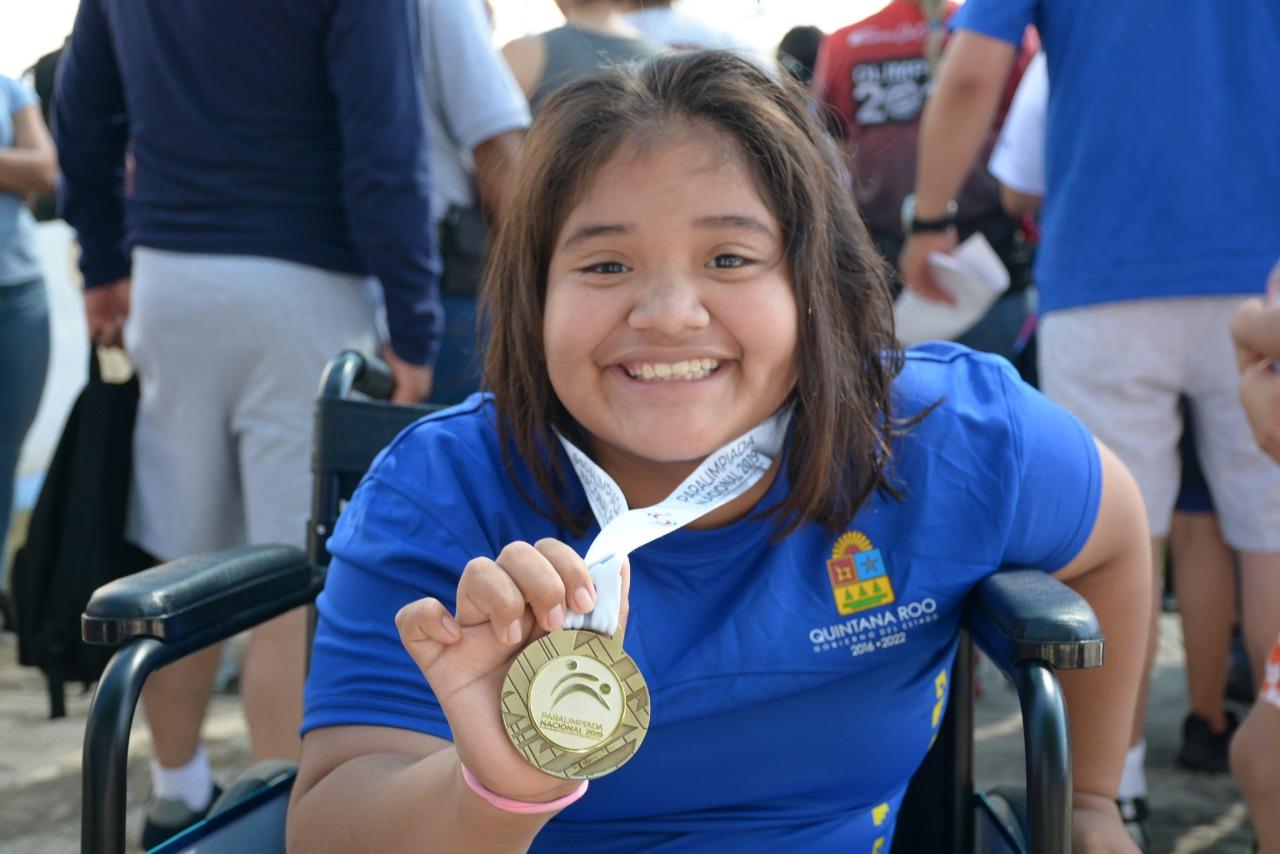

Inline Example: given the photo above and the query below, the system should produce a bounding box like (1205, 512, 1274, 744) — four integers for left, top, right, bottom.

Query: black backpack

(8, 352, 151, 718)
(25, 42, 65, 224)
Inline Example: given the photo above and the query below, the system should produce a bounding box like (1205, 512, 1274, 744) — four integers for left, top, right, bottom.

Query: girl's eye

(581, 261, 629, 275)
(710, 254, 752, 270)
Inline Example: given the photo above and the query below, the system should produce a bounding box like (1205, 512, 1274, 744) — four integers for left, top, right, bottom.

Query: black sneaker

(1116, 797, 1150, 853)
(1176, 711, 1239, 773)
(140, 784, 222, 851)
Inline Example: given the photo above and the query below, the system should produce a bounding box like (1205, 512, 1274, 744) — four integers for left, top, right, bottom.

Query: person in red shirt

(813, 0, 1036, 363)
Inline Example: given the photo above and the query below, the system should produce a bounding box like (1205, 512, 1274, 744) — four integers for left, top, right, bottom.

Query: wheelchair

(78, 350, 1105, 854)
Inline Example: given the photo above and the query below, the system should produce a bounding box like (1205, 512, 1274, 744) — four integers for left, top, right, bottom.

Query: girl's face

(544, 129, 799, 479)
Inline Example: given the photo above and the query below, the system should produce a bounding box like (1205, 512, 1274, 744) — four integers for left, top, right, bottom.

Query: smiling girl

(289, 51, 1148, 853)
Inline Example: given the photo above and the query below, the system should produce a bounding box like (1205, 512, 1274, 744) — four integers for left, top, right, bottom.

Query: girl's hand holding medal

(394, 540, 630, 802)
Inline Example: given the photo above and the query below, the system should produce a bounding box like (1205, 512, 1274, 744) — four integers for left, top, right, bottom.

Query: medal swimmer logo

(502, 630, 651, 779)
(527, 655, 626, 752)
(826, 531, 895, 616)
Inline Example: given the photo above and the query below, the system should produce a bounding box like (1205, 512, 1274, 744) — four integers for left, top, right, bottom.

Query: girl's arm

(287, 727, 569, 853)
(289, 539, 609, 853)
(1051, 441, 1151, 850)
(0, 103, 58, 196)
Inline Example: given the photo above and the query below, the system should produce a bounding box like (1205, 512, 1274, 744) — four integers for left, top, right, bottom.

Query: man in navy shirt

(54, 0, 441, 846)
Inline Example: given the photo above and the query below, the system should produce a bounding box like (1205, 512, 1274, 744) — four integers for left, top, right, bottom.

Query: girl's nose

(627, 272, 711, 337)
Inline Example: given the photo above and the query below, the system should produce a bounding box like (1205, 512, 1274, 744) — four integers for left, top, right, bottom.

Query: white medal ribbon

(556, 405, 792, 636)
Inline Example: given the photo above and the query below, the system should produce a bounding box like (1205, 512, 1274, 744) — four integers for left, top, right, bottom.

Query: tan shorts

(1038, 297, 1280, 551)
(123, 248, 380, 561)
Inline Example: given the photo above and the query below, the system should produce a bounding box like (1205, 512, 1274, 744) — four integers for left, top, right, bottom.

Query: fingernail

(442, 615, 461, 638)
(506, 619, 523, 645)
(546, 604, 564, 629)
(573, 587, 595, 612)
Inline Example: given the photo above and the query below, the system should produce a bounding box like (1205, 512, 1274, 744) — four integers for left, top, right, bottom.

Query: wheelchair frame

(79, 350, 1104, 854)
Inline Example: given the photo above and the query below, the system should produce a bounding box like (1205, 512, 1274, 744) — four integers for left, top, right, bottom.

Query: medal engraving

(502, 629, 650, 780)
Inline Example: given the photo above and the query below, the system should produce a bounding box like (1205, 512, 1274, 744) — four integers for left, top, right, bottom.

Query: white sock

(1117, 740, 1147, 801)
(150, 746, 214, 813)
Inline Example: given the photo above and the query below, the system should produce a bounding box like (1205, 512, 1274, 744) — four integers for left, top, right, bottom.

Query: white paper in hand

(894, 233, 1011, 346)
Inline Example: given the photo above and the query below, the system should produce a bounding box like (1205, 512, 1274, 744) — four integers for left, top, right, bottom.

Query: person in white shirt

(622, 0, 753, 53)
(987, 51, 1046, 217)
(420, 0, 530, 402)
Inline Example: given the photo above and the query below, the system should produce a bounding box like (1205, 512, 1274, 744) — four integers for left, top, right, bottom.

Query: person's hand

(1231, 296, 1269, 372)
(1071, 794, 1140, 853)
(897, 230, 958, 304)
(395, 540, 630, 802)
(84, 277, 131, 348)
(382, 345, 434, 403)
(1240, 358, 1280, 463)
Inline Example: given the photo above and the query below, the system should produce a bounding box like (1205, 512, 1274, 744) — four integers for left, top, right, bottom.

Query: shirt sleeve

(53, 0, 132, 288)
(988, 52, 1048, 196)
(427, 0, 530, 153)
(326, 0, 442, 366)
(997, 365, 1103, 572)
(302, 470, 469, 739)
(950, 0, 1038, 47)
(3, 76, 40, 116)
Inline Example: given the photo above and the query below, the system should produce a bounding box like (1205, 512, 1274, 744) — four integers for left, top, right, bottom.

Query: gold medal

(501, 629, 650, 780)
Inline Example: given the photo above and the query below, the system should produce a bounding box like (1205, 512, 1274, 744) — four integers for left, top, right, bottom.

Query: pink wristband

(459, 763, 588, 814)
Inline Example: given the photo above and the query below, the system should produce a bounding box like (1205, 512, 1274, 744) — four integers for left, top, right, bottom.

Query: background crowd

(0, 0, 1277, 852)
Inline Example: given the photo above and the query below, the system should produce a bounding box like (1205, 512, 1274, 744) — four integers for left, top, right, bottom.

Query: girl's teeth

(626, 359, 720, 382)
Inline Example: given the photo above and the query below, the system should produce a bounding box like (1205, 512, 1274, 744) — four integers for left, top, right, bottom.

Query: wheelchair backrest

(307, 391, 438, 567)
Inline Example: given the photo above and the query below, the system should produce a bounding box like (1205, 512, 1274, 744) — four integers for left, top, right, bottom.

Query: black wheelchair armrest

(964, 569, 1104, 672)
(82, 545, 315, 647)
(962, 569, 1105, 854)
(81, 545, 315, 854)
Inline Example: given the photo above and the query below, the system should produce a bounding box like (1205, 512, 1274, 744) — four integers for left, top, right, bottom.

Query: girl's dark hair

(482, 50, 908, 537)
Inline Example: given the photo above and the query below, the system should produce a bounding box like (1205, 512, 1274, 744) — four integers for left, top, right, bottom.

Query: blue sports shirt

(952, 0, 1280, 314)
(303, 344, 1102, 851)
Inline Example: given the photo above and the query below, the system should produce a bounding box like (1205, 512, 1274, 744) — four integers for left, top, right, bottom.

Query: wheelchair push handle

(318, 349, 395, 401)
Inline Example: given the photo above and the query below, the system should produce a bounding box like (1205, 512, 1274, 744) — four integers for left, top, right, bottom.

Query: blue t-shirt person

(951, 0, 1280, 313)
(0, 75, 41, 288)
(303, 344, 1102, 852)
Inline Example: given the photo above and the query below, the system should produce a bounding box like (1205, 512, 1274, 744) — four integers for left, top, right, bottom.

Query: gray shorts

(124, 248, 380, 560)
(1039, 296, 1280, 551)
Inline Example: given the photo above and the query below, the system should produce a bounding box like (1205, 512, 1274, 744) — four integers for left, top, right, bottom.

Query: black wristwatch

(901, 194, 958, 234)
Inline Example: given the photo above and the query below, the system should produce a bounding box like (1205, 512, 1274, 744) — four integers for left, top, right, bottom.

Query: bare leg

(1168, 512, 1234, 730)
(1239, 552, 1280, 689)
(141, 644, 223, 767)
(240, 605, 307, 762)
(1230, 699, 1280, 852)
(1130, 538, 1163, 748)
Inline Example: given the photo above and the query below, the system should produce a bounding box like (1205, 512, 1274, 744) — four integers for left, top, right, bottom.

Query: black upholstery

(82, 546, 312, 646)
(967, 569, 1104, 669)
